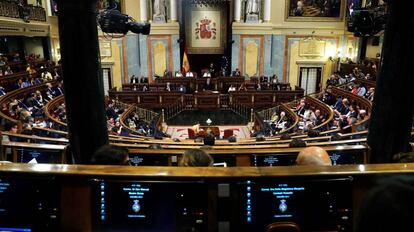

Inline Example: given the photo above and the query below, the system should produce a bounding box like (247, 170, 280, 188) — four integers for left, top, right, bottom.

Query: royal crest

(195, 17, 217, 40)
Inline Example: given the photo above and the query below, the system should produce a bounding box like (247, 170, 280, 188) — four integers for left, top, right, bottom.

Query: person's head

(280, 133, 291, 140)
(330, 133, 342, 141)
(369, 87, 375, 93)
(148, 143, 162, 149)
(356, 175, 414, 232)
(289, 138, 306, 148)
(204, 133, 216, 146)
(5, 123, 18, 133)
(296, 146, 332, 166)
(256, 134, 266, 142)
(228, 135, 237, 142)
(91, 145, 130, 165)
(179, 149, 213, 167)
(347, 117, 357, 126)
(359, 109, 367, 118)
(392, 152, 414, 163)
(307, 129, 320, 138)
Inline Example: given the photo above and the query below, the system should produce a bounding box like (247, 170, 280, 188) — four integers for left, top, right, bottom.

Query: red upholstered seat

(188, 128, 196, 139)
(223, 129, 233, 139)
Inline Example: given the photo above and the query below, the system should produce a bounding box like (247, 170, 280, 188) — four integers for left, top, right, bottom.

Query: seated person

(228, 84, 236, 92)
(238, 83, 247, 91)
(163, 69, 172, 78)
(203, 78, 214, 91)
(186, 72, 194, 77)
(140, 77, 148, 83)
(91, 145, 130, 165)
(295, 146, 332, 166)
(175, 71, 183, 77)
(208, 62, 215, 75)
(165, 82, 171, 91)
(289, 138, 307, 148)
(202, 72, 211, 78)
(276, 111, 288, 130)
(179, 148, 214, 167)
(232, 68, 241, 77)
(280, 133, 291, 140)
(270, 111, 279, 124)
(192, 123, 200, 134)
(130, 75, 139, 84)
(204, 133, 216, 146)
(178, 84, 186, 93)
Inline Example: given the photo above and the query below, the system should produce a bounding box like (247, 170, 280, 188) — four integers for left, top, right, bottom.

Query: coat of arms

(195, 17, 217, 40)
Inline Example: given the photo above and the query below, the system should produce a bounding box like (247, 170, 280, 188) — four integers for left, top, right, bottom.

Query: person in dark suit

(178, 84, 186, 93)
(130, 75, 139, 84)
(232, 68, 241, 77)
(203, 78, 214, 91)
(163, 69, 172, 78)
(106, 102, 118, 120)
(54, 82, 64, 96)
(0, 86, 6, 96)
(139, 77, 148, 83)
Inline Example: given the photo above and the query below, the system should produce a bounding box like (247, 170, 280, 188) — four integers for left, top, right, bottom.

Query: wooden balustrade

(44, 94, 66, 129)
(0, 1, 46, 21)
(354, 78, 376, 89)
(109, 89, 303, 110)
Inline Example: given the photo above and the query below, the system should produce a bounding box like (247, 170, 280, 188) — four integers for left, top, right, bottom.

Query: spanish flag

(182, 48, 190, 74)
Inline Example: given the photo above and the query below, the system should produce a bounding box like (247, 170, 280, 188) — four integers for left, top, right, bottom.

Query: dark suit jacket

(232, 71, 241, 77)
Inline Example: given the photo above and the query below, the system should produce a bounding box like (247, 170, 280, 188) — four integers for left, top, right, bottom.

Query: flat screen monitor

(251, 154, 297, 166)
(239, 178, 352, 231)
(17, 148, 63, 164)
(210, 154, 236, 167)
(0, 176, 59, 231)
(328, 150, 365, 165)
(128, 154, 170, 166)
(251, 150, 365, 166)
(91, 180, 208, 231)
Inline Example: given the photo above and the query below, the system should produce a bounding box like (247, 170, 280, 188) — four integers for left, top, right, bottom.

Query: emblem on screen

(132, 200, 141, 213)
(279, 200, 287, 213)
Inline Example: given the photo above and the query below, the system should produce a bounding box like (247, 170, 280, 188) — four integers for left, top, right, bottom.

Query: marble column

(263, 0, 271, 22)
(140, 0, 148, 22)
(234, 0, 241, 22)
(170, 0, 177, 22)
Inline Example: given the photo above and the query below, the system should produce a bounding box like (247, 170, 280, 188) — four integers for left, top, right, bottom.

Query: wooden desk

(194, 91, 220, 108)
(198, 126, 220, 138)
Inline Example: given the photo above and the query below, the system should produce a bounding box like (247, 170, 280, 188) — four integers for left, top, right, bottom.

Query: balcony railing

(0, 1, 46, 22)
